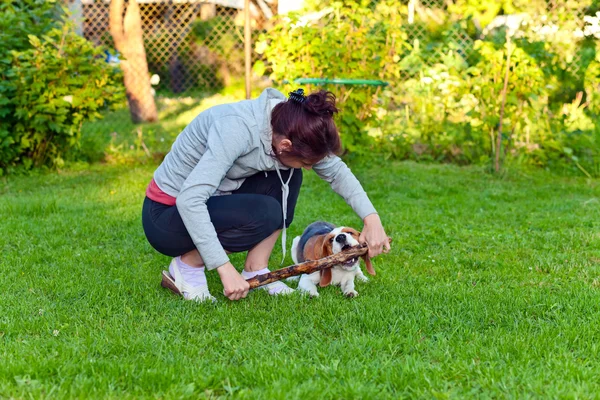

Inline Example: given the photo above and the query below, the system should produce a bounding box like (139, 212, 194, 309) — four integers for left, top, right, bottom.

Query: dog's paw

(344, 290, 359, 298)
(356, 275, 369, 283)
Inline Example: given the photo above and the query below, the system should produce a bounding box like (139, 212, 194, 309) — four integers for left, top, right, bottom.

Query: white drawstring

(274, 167, 294, 265)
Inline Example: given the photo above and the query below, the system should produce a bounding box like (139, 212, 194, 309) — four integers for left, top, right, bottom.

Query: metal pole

(244, 0, 251, 99)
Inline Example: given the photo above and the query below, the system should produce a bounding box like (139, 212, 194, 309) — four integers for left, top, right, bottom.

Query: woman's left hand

(359, 214, 391, 258)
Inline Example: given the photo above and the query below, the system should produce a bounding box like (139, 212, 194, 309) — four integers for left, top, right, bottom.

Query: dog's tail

(286, 236, 302, 282)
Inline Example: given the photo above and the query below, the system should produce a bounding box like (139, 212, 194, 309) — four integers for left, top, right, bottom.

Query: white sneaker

(242, 269, 295, 296)
(160, 259, 216, 303)
(260, 280, 295, 296)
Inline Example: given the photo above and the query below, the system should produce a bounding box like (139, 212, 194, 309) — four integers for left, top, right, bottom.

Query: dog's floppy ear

(319, 267, 332, 287)
(362, 254, 376, 276)
(320, 233, 334, 259)
(350, 229, 376, 276)
(362, 237, 392, 275)
(343, 228, 375, 275)
(316, 233, 334, 287)
(342, 228, 360, 239)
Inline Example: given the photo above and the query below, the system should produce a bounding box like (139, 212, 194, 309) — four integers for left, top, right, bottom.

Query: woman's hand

(217, 262, 250, 301)
(359, 214, 391, 258)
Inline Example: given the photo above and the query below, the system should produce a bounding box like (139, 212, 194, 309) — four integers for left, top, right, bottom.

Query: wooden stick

(246, 244, 369, 289)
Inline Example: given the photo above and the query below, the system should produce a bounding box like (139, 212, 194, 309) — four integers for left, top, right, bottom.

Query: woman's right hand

(217, 262, 250, 301)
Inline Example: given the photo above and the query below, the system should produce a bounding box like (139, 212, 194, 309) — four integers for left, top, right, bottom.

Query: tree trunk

(109, 0, 157, 123)
(496, 34, 512, 173)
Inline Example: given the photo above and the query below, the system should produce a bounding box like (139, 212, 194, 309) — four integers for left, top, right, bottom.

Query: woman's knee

(260, 196, 284, 233)
(229, 196, 282, 249)
(259, 193, 295, 230)
(238, 195, 282, 234)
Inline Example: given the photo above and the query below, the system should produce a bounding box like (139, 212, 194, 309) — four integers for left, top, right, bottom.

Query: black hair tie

(289, 88, 306, 104)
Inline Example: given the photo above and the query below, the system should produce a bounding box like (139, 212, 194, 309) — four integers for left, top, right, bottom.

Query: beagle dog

(290, 221, 375, 297)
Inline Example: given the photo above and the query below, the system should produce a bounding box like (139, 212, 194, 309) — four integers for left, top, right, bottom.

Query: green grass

(77, 79, 267, 165)
(1, 159, 600, 399)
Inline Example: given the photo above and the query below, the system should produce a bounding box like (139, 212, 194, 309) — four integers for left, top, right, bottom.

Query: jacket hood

(251, 88, 287, 156)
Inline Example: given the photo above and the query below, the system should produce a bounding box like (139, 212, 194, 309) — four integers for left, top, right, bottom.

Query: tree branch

(246, 243, 389, 289)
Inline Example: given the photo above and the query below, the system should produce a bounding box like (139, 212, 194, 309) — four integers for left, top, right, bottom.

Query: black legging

(142, 168, 302, 257)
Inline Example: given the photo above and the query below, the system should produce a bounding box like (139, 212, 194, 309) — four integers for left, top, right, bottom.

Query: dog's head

(311, 227, 375, 287)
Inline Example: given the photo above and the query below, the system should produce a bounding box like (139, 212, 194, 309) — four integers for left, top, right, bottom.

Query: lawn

(76, 80, 267, 165)
(1, 159, 600, 398)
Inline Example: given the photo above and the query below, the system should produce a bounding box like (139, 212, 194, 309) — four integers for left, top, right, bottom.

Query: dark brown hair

(271, 90, 342, 163)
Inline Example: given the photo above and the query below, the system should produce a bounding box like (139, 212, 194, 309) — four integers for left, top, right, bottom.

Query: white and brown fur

(290, 221, 375, 297)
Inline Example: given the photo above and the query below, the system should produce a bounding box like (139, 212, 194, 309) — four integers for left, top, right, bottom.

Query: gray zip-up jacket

(153, 88, 377, 270)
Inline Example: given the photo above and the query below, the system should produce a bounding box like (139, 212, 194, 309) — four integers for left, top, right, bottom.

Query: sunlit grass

(1, 158, 600, 398)
(78, 78, 266, 165)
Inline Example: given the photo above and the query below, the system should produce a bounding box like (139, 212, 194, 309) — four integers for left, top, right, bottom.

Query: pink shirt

(146, 179, 176, 206)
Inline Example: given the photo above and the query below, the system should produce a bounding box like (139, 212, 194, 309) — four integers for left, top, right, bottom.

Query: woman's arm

(360, 213, 391, 258)
(176, 117, 252, 299)
(312, 156, 376, 219)
(313, 156, 390, 257)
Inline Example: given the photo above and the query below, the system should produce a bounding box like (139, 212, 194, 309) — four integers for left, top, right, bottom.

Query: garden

(1, 0, 600, 398)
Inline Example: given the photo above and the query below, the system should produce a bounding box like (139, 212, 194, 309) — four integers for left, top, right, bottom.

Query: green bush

(383, 39, 598, 173)
(258, 0, 600, 174)
(585, 46, 600, 115)
(0, 1, 124, 173)
(0, 0, 61, 59)
(256, 0, 405, 154)
(187, 16, 257, 91)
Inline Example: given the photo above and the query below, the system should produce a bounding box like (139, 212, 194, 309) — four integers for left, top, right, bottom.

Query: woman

(142, 88, 391, 302)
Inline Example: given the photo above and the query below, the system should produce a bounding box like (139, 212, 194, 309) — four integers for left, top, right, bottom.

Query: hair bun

(303, 90, 338, 117)
(289, 88, 306, 104)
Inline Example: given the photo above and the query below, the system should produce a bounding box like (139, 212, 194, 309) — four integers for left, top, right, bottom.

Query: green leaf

(28, 35, 42, 48)
(252, 61, 266, 77)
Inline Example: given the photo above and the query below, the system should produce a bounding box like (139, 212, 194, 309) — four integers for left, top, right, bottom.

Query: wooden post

(496, 32, 512, 173)
(109, 0, 158, 123)
(200, 3, 216, 21)
(244, 0, 251, 99)
(246, 244, 370, 289)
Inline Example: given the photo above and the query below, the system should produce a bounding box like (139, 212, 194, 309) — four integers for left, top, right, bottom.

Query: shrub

(0, 0, 61, 59)
(187, 16, 260, 91)
(258, 0, 600, 174)
(255, 0, 405, 154)
(384, 39, 598, 172)
(0, 2, 124, 173)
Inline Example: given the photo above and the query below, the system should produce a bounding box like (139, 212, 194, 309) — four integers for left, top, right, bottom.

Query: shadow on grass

(77, 78, 269, 166)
